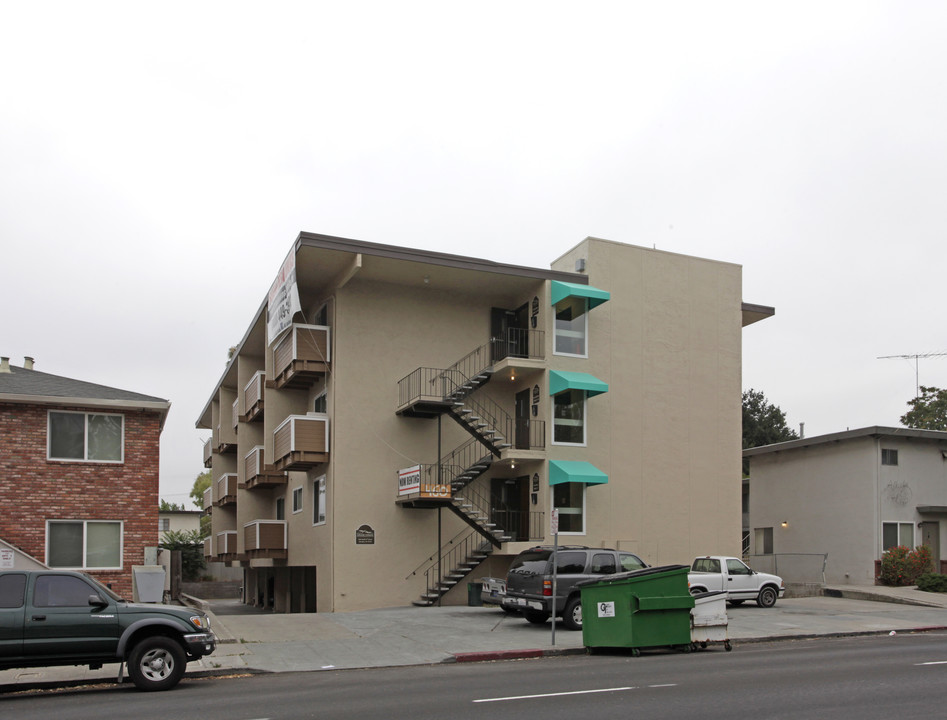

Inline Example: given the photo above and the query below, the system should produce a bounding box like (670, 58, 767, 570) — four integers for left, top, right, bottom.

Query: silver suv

(501, 546, 648, 630)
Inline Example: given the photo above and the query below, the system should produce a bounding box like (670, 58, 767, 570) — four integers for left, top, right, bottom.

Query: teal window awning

(549, 460, 609, 486)
(549, 370, 608, 397)
(550, 280, 610, 309)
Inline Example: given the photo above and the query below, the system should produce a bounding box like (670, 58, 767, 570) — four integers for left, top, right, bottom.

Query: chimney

(23, 356, 34, 370)
(799, 422, 805, 439)
(0, 357, 9, 373)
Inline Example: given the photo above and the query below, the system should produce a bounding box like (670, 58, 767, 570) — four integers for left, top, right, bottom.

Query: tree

(742, 389, 798, 450)
(900, 386, 947, 431)
(742, 389, 798, 476)
(189, 470, 213, 538)
(159, 529, 206, 582)
(159, 499, 185, 512)
(190, 470, 212, 509)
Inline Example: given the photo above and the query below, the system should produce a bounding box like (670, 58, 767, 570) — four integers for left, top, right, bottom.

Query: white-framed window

(275, 497, 285, 520)
(314, 475, 326, 526)
(313, 390, 327, 414)
(883, 521, 914, 550)
(553, 297, 588, 357)
(292, 486, 303, 514)
(158, 518, 171, 532)
(48, 410, 124, 462)
(47, 520, 123, 570)
(552, 389, 586, 445)
(552, 483, 585, 534)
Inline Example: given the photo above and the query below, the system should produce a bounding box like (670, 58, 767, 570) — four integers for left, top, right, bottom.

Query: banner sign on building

(266, 249, 302, 346)
(398, 465, 421, 495)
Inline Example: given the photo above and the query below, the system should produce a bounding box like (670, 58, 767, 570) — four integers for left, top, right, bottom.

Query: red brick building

(0, 356, 170, 596)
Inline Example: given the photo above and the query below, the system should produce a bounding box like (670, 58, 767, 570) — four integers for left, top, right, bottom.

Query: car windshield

(82, 573, 125, 602)
(509, 550, 551, 575)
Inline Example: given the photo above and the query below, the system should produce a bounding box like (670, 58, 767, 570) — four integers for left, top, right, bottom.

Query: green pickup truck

(0, 569, 216, 691)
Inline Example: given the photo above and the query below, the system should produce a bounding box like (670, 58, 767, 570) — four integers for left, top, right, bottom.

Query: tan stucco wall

(551, 238, 744, 564)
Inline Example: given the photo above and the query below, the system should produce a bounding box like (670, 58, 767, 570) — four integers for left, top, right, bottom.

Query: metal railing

(406, 528, 495, 601)
(490, 509, 545, 542)
(490, 328, 545, 363)
(747, 553, 828, 585)
(514, 419, 545, 450)
(453, 393, 513, 450)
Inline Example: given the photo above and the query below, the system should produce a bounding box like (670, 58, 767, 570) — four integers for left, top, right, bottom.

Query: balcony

(216, 530, 239, 560)
(232, 399, 239, 431)
(241, 371, 266, 423)
(273, 414, 329, 471)
(203, 537, 213, 559)
(215, 473, 238, 506)
(244, 445, 287, 490)
(272, 324, 330, 390)
(215, 424, 236, 455)
(202, 438, 212, 468)
(203, 486, 214, 512)
(244, 520, 287, 560)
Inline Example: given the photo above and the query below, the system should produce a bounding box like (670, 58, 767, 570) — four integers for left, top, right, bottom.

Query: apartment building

(198, 233, 772, 612)
(0, 356, 170, 596)
(746, 426, 947, 585)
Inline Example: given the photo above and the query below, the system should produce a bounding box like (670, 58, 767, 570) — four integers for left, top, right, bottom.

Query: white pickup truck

(687, 556, 785, 607)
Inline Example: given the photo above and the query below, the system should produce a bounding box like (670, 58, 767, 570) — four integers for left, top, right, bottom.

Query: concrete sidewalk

(2, 585, 946, 690)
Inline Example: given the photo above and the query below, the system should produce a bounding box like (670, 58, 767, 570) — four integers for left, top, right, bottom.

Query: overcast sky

(2, 2, 945, 507)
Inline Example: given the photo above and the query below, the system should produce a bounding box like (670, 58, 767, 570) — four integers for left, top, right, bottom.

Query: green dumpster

(579, 565, 695, 654)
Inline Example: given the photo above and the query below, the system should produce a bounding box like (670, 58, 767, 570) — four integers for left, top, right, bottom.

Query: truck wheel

(127, 637, 186, 691)
(757, 586, 778, 608)
(523, 610, 550, 624)
(562, 597, 582, 631)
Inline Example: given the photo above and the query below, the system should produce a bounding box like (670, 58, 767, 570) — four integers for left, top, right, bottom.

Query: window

(553, 297, 588, 356)
(555, 551, 587, 574)
(275, 497, 285, 520)
(552, 389, 586, 445)
(591, 553, 617, 574)
(882, 448, 899, 466)
(553, 482, 585, 534)
(48, 411, 123, 462)
(755, 527, 774, 555)
(727, 558, 751, 575)
(292, 487, 303, 514)
(619, 553, 647, 572)
(158, 518, 171, 532)
(312, 304, 328, 326)
(0, 574, 26, 609)
(313, 391, 327, 414)
(33, 574, 97, 607)
(314, 475, 326, 525)
(47, 520, 122, 569)
(883, 522, 914, 550)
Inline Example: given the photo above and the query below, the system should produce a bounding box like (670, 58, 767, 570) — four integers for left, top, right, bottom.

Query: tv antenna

(877, 351, 947, 398)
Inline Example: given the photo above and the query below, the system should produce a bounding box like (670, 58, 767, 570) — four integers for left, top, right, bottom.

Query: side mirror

(88, 594, 108, 607)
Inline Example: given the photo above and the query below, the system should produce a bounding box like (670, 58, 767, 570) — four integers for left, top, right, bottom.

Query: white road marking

(649, 684, 678, 688)
(915, 661, 947, 666)
(474, 686, 636, 703)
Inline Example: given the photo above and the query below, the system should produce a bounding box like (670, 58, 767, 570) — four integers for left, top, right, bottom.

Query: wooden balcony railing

(244, 520, 287, 559)
(244, 445, 287, 490)
(272, 324, 330, 389)
(232, 399, 239, 431)
(273, 414, 329, 471)
(216, 530, 238, 558)
(215, 473, 238, 506)
(203, 537, 213, 559)
(203, 486, 214, 512)
(202, 438, 212, 468)
(241, 371, 266, 423)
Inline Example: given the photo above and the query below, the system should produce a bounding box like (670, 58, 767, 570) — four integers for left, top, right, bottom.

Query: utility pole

(877, 352, 947, 398)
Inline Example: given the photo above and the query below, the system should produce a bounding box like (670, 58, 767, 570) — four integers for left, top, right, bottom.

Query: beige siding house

(198, 233, 771, 612)
(745, 426, 947, 585)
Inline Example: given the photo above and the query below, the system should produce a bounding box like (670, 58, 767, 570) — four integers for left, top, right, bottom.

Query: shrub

(879, 545, 934, 586)
(160, 529, 207, 582)
(916, 573, 947, 593)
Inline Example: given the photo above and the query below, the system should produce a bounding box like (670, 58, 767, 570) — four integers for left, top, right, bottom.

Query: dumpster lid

(575, 564, 690, 588)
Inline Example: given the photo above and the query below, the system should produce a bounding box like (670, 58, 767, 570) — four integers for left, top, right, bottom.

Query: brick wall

(0, 402, 161, 597)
